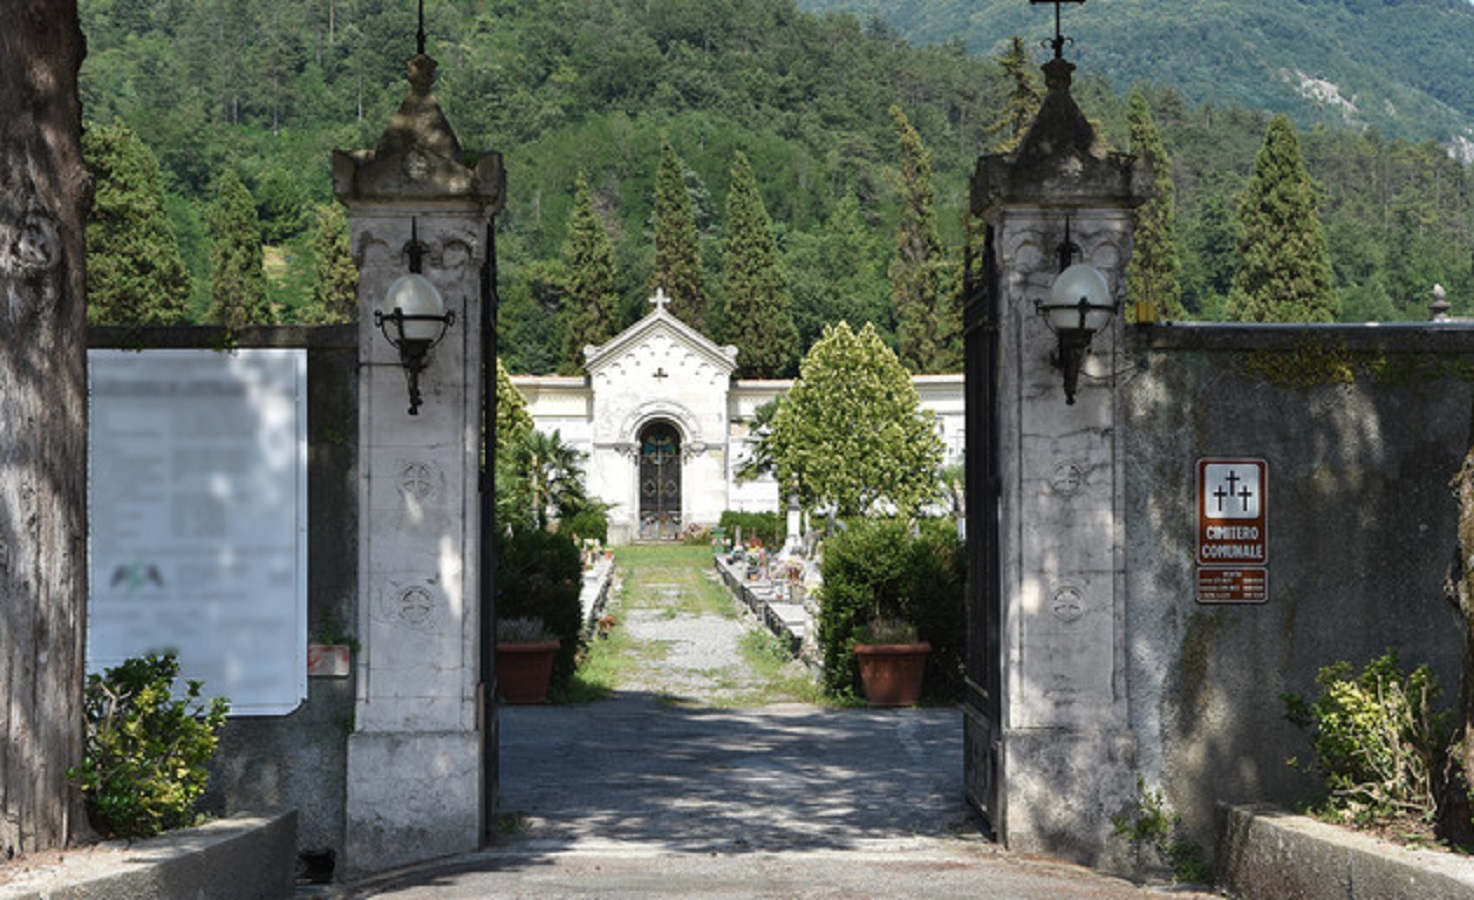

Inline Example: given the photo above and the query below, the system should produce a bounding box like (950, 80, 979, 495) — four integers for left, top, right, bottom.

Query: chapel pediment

(584, 289, 739, 385)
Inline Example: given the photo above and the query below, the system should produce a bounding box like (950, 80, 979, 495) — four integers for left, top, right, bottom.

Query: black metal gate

(638, 422, 681, 540)
(962, 223, 1002, 835)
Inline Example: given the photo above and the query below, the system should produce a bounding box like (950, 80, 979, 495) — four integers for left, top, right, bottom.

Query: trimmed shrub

(560, 506, 608, 544)
(496, 526, 583, 690)
(817, 518, 964, 700)
(69, 652, 230, 838)
(718, 510, 782, 547)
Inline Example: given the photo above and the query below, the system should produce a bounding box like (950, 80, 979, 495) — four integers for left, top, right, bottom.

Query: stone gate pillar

(966, 53, 1150, 865)
(332, 52, 504, 878)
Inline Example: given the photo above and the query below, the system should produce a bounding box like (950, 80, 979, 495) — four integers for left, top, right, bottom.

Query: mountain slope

(798, 0, 1474, 157)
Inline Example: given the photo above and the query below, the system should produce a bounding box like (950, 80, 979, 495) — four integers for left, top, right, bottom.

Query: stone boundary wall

(88, 326, 357, 880)
(0, 810, 296, 900)
(1218, 805, 1474, 899)
(1120, 322, 1474, 861)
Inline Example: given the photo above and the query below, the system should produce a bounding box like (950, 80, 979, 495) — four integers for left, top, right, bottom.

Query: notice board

(88, 349, 308, 715)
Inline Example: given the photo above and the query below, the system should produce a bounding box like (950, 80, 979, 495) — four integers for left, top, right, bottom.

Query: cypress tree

(722, 151, 797, 378)
(83, 119, 191, 325)
(987, 36, 1042, 153)
(560, 171, 618, 374)
(888, 105, 957, 374)
(1226, 115, 1338, 323)
(206, 169, 273, 327)
(304, 202, 358, 324)
(1126, 89, 1185, 323)
(651, 141, 706, 329)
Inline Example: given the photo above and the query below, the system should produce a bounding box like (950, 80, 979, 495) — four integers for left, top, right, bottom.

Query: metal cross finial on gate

(1030, 0, 1087, 60)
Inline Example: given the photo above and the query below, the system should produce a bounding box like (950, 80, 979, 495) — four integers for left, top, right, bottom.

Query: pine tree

(304, 202, 358, 324)
(83, 119, 191, 326)
(722, 151, 797, 378)
(1125, 89, 1185, 323)
(1226, 115, 1338, 323)
(651, 141, 706, 329)
(888, 105, 957, 374)
(560, 171, 618, 374)
(206, 169, 273, 328)
(986, 36, 1042, 154)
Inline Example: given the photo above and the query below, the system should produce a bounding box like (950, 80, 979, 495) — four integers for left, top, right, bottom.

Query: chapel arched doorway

(638, 421, 682, 540)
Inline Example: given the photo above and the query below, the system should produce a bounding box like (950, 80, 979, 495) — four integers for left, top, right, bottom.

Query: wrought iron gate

(638, 422, 681, 540)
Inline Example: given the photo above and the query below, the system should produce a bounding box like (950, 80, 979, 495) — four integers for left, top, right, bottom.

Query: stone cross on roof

(650, 288, 671, 313)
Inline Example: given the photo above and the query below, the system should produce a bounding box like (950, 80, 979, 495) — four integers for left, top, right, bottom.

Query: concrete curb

(1218, 803, 1474, 899)
(0, 809, 297, 900)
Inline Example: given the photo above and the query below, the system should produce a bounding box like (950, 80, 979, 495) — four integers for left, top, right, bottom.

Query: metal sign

(1196, 458, 1268, 604)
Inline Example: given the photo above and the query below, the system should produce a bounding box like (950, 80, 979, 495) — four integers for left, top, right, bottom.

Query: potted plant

(852, 616, 931, 708)
(494, 525, 583, 700)
(495, 616, 561, 704)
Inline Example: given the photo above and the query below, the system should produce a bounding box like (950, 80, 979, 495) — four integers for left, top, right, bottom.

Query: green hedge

(495, 527, 584, 691)
(718, 510, 782, 547)
(817, 518, 965, 701)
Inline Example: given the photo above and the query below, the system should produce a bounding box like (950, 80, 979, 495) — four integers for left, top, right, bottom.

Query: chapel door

(638, 422, 681, 540)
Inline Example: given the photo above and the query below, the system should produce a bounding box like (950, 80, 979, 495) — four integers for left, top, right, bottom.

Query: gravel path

(618, 574, 768, 702)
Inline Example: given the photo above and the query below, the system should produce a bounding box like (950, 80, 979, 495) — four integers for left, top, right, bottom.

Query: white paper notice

(88, 349, 308, 716)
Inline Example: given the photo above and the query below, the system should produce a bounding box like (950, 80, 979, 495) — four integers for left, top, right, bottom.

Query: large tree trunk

(0, 0, 90, 856)
(1442, 446, 1474, 846)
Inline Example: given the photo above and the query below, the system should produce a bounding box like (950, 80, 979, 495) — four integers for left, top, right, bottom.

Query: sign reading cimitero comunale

(1196, 458, 1268, 604)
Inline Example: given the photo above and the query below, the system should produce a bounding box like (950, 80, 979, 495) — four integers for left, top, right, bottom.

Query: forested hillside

(799, 0, 1474, 154)
(79, 0, 1474, 373)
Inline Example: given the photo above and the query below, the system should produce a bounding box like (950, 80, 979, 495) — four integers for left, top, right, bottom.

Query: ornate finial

(407, 53, 437, 94)
(650, 287, 671, 313)
(1030, 0, 1087, 60)
(1432, 283, 1451, 322)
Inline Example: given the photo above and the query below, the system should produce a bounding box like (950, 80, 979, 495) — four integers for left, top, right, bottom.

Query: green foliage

(496, 527, 584, 691)
(495, 357, 535, 455)
(76, 0, 1474, 336)
(769, 321, 945, 517)
(496, 428, 595, 532)
(1125, 88, 1184, 323)
(816, 518, 964, 700)
(68, 653, 229, 839)
(1111, 775, 1212, 884)
(1282, 650, 1451, 834)
(206, 169, 273, 328)
(652, 141, 707, 329)
(717, 510, 783, 547)
(302, 203, 357, 325)
(1226, 115, 1339, 323)
(561, 507, 610, 544)
(560, 171, 619, 374)
(722, 151, 798, 378)
(888, 106, 957, 374)
(985, 36, 1042, 153)
(83, 119, 191, 326)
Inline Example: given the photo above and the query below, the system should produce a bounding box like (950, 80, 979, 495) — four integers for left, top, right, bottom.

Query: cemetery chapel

(510, 288, 965, 545)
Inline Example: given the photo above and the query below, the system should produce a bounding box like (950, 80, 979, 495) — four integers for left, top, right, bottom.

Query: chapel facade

(511, 290, 965, 544)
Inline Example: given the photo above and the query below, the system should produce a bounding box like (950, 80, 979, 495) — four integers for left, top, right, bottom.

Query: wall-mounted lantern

(1034, 222, 1114, 405)
(374, 220, 455, 415)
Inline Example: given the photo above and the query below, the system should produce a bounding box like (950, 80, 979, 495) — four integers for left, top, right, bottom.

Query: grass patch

(618, 545, 735, 619)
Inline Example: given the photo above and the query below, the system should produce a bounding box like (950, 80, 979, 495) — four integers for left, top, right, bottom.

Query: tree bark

(1442, 445, 1474, 846)
(0, 0, 90, 855)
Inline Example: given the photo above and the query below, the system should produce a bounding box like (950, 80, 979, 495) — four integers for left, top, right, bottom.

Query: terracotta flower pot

(854, 641, 932, 707)
(495, 640, 560, 704)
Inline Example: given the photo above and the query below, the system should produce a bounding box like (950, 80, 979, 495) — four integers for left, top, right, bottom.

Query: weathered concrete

(1219, 804, 1474, 899)
(1121, 324, 1474, 859)
(88, 327, 359, 873)
(336, 49, 503, 880)
(0, 811, 296, 900)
